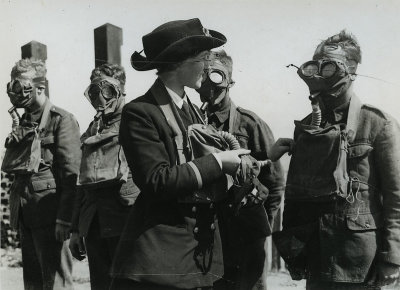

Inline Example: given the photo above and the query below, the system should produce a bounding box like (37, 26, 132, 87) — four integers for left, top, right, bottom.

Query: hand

(69, 232, 86, 261)
(269, 138, 295, 162)
(376, 261, 400, 286)
(217, 149, 251, 175)
(55, 223, 71, 242)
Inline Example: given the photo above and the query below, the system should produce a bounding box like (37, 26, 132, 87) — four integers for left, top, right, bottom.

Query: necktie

(181, 100, 193, 123)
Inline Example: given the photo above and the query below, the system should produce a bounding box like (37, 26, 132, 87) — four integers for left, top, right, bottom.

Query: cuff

(191, 154, 224, 187)
(379, 251, 400, 266)
(56, 219, 72, 227)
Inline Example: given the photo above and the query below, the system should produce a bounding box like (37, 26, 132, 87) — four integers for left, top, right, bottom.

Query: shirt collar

(164, 85, 188, 109)
(209, 96, 231, 124)
(323, 100, 350, 123)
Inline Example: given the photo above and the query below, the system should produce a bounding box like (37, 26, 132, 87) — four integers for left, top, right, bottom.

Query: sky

(1, 0, 400, 168)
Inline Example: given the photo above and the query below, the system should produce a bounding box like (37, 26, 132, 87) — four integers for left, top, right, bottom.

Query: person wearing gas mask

(109, 19, 252, 290)
(196, 50, 288, 290)
(69, 63, 140, 290)
(1, 59, 81, 289)
(274, 30, 400, 289)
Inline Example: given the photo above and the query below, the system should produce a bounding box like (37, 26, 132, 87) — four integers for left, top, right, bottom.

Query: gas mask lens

(208, 71, 224, 84)
(300, 60, 340, 78)
(7, 80, 33, 98)
(86, 81, 118, 105)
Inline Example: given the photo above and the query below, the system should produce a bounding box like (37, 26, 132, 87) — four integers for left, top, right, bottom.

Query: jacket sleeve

(251, 119, 285, 226)
(375, 117, 400, 266)
(70, 187, 84, 232)
(119, 103, 224, 201)
(54, 113, 82, 225)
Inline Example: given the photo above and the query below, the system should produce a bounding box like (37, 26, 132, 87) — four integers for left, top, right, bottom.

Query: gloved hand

(370, 261, 400, 286)
(69, 232, 86, 261)
(55, 223, 71, 242)
(269, 138, 295, 161)
(237, 154, 261, 184)
(216, 149, 251, 175)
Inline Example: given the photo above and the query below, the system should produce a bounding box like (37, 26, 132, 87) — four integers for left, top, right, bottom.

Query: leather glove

(69, 232, 86, 261)
(269, 138, 295, 161)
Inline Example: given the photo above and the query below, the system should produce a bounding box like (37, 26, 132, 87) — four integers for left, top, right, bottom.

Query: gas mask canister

(84, 76, 122, 120)
(196, 52, 234, 111)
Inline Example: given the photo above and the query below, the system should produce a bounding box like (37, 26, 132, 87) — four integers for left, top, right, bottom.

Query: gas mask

(196, 52, 234, 111)
(297, 58, 355, 100)
(84, 76, 123, 120)
(7, 77, 45, 108)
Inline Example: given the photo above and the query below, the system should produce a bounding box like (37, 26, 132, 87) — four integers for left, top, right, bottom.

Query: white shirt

(164, 85, 188, 109)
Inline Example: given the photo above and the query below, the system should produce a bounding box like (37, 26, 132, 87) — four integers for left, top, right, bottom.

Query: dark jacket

(283, 95, 400, 283)
(9, 100, 81, 229)
(208, 97, 284, 239)
(110, 79, 226, 288)
(71, 117, 141, 238)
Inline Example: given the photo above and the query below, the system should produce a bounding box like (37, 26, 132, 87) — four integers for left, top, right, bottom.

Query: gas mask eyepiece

(299, 59, 349, 79)
(84, 76, 122, 118)
(7, 78, 44, 108)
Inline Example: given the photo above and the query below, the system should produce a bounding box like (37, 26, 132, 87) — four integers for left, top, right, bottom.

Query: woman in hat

(110, 18, 249, 290)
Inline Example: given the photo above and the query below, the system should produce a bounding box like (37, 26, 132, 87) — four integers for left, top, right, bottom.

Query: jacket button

(47, 184, 51, 188)
(193, 227, 199, 233)
(192, 206, 196, 213)
(210, 223, 215, 230)
(365, 223, 370, 228)
(209, 203, 214, 209)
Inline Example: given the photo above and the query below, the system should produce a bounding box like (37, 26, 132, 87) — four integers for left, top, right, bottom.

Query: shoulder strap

(38, 101, 52, 131)
(150, 80, 187, 165)
(346, 94, 363, 143)
(228, 101, 240, 134)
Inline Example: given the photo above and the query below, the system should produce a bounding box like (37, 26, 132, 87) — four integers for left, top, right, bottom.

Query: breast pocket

(347, 143, 373, 177)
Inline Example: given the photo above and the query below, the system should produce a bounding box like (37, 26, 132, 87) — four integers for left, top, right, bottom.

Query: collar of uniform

(323, 99, 350, 123)
(164, 85, 188, 109)
(22, 98, 49, 124)
(209, 96, 231, 124)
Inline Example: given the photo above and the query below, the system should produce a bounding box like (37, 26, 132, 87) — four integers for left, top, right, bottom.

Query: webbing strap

(346, 94, 362, 143)
(38, 100, 52, 131)
(228, 101, 240, 135)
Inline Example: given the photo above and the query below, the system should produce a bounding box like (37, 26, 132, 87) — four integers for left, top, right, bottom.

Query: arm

(119, 104, 225, 201)
(251, 120, 285, 224)
(54, 114, 82, 226)
(375, 117, 400, 266)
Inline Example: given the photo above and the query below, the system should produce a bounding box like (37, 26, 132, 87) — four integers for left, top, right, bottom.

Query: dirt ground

(0, 247, 305, 290)
(1, 248, 399, 290)
(0, 265, 305, 290)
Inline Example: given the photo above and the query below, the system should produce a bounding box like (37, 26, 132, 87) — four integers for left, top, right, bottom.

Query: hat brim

(131, 29, 227, 71)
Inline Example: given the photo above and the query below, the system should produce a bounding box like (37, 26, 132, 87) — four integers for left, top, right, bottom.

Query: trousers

(20, 222, 73, 290)
(85, 215, 120, 290)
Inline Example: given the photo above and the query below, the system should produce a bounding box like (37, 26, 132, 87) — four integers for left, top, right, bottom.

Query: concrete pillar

(94, 23, 123, 67)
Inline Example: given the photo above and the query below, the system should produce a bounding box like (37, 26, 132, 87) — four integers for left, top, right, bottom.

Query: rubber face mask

(196, 56, 232, 106)
(7, 77, 45, 108)
(84, 76, 122, 118)
(297, 58, 354, 99)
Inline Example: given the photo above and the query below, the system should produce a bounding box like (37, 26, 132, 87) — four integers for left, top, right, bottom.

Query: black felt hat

(131, 18, 227, 71)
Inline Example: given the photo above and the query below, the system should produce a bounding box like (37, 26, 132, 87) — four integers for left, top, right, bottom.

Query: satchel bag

(2, 102, 51, 174)
(78, 123, 129, 188)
